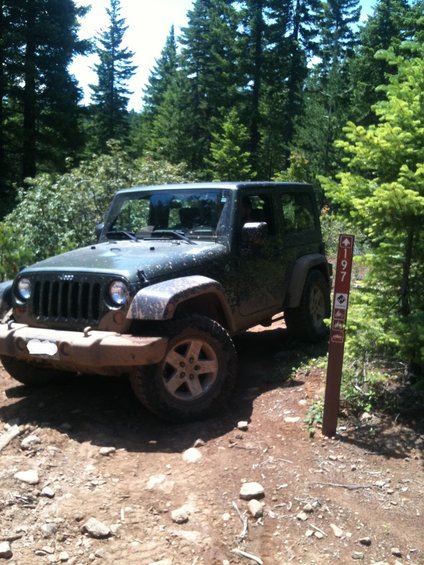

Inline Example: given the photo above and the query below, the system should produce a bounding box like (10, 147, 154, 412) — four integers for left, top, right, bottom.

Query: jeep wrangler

(0, 182, 331, 421)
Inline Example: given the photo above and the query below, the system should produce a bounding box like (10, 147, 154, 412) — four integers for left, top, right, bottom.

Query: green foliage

(273, 151, 316, 184)
(341, 363, 387, 414)
(321, 47, 424, 372)
(319, 210, 348, 256)
(206, 108, 255, 181)
(0, 142, 194, 279)
(143, 26, 178, 120)
(171, 0, 242, 170)
(349, 0, 416, 125)
(304, 400, 324, 437)
(0, 0, 90, 206)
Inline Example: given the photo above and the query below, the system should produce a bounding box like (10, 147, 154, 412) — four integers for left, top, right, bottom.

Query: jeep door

(277, 189, 323, 299)
(236, 192, 286, 318)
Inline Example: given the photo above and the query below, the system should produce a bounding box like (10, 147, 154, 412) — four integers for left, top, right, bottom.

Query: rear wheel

(1, 355, 70, 386)
(285, 270, 330, 342)
(129, 315, 237, 422)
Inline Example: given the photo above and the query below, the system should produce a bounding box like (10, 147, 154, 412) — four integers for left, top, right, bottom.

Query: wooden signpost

(322, 234, 355, 437)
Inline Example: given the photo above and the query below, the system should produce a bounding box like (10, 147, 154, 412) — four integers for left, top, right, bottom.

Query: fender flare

(128, 275, 233, 328)
(285, 254, 330, 309)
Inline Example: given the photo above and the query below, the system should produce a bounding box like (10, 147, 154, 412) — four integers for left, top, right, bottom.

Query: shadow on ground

(336, 384, 424, 466)
(0, 325, 325, 454)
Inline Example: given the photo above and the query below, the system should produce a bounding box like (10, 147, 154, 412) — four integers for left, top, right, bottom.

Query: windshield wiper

(150, 229, 194, 243)
(106, 230, 137, 241)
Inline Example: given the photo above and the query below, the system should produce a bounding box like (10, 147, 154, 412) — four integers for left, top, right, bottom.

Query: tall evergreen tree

(143, 26, 178, 123)
(0, 1, 22, 212)
(318, 0, 361, 75)
(350, 0, 416, 125)
(147, 71, 195, 165)
(133, 26, 179, 158)
(281, 0, 321, 161)
(89, 0, 136, 151)
(292, 0, 361, 175)
(239, 0, 266, 167)
(321, 47, 424, 371)
(206, 108, 255, 180)
(253, 0, 291, 177)
(176, 0, 241, 169)
(34, 1, 88, 172)
(0, 0, 88, 208)
(257, 0, 321, 175)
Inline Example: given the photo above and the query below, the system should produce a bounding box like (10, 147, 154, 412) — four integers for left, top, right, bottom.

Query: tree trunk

(0, 2, 5, 196)
(400, 227, 414, 317)
(249, 0, 264, 164)
(22, 0, 37, 179)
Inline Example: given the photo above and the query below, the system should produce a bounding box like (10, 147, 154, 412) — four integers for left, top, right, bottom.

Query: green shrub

(0, 143, 194, 279)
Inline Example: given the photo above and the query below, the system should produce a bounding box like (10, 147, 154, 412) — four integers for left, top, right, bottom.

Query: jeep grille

(32, 279, 102, 324)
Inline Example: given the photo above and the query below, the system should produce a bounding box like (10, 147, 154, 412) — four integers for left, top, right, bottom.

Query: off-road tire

(129, 315, 237, 422)
(285, 270, 330, 342)
(1, 355, 70, 386)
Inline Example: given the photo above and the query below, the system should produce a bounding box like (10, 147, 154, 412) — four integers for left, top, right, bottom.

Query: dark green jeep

(0, 182, 331, 421)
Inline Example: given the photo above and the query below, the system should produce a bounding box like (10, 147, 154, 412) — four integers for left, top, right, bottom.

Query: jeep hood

(21, 239, 227, 282)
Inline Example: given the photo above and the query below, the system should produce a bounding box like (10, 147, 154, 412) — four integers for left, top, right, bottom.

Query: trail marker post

(322, 234, 355, 437)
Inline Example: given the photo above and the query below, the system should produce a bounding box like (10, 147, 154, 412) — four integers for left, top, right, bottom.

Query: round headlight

(16, 277, 32, 301)
(109, 280, 129, 306)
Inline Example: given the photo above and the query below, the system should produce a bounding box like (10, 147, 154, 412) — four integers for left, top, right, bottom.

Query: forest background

(0, 0, 423, 413)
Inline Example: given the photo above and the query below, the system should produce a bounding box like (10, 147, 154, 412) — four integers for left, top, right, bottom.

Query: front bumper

(0, 322, 167, 373)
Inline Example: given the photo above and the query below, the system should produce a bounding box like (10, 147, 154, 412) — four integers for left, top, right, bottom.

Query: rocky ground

(0, 322, 423, 565)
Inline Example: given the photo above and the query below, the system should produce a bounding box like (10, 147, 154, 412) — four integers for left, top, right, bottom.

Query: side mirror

(241, 222, 268, 247)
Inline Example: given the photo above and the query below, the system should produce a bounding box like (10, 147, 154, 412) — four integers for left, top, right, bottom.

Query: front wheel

(285, 270, 330, 342)
(129, 315, 237, 422)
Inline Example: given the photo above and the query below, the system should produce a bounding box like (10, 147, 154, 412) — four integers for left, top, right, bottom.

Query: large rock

(0, 542, 12, 559)
(14, 469, 40, 485)
(239, 482, 265, 500)
(81, 518, 111, 539)
(182, 447, 202, 463)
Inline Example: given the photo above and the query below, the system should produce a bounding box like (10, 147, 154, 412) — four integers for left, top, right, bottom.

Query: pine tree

(206, 108, 255, 180)
(318, 0, 361, 75)
(147, 72, 195, 165)
(143, 26, 178, 122)
(292, 0, 361, 175)
(176, 0, 241, 169)
(0, 0, 88, 214)
(238, 0, 265, 167)
(136, 26, 179, 158)
(253, 0, 291, 176)
(258, 0, 321, 174)
(89, 0, 136, 151)
(282, 0, 321, 161)
(0, 1, 22, 212)
(350, 0, 416, 125)
(321, 47, 424, 372)
(35, 0, 89, 171)
(21, 0, 88, 178)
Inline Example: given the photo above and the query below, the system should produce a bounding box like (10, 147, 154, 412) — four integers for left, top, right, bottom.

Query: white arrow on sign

(341, 237, 353, 248)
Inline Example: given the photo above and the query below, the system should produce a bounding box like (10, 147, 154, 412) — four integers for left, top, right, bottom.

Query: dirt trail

(1, 323, 423, 564)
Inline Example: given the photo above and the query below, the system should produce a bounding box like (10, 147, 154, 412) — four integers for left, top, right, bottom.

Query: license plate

(27, 338, 58, 357)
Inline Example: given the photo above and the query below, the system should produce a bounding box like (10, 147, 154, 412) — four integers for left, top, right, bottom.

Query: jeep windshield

(100, 188, 233, 242)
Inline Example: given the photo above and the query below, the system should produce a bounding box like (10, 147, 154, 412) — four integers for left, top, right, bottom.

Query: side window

(242, 194, 274, 233)
(280, 193, 316, 234)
